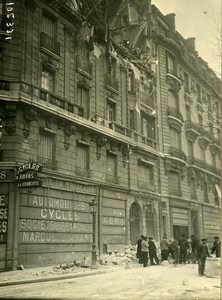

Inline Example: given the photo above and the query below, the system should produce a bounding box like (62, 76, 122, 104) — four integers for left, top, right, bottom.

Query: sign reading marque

(16, 161, 43, 188)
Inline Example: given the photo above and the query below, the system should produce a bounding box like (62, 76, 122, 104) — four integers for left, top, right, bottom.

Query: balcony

(37, 157, 57, 170)
(40, 32, 60, 57)
(166, 73, 182, 92)
(198, 128, 212, 148)
(137, 179, 156, 192)
(75, 166, 91, 178)
(169, 147, 186, 161)
(106, 174, 119, 184)
(140, 91, 155, 109)
(109, 121, 133, 138)
(187, 156, 221, 176)
(134, 132, 157, 148)
(105, 74, 119, 93)
(167, 106, 183, 126)
(185, 121, 200, 142)
(76, 55, 92, 77)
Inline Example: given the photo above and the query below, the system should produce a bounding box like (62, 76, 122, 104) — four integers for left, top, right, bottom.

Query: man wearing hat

(148, 237, 159, 265)
(211, 236, 221, 258)
(197, 238, 210, 276)
(136, 235, 144, 264)
(141, 236, 149, 267)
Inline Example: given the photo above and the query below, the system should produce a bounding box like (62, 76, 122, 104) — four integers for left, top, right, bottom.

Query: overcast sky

(152, 0, 221, 76)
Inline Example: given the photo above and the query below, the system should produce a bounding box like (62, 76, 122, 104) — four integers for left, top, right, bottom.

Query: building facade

(0, 0, 220, 270)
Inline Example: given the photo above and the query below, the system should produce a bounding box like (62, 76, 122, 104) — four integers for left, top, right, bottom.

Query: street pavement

(0, 262, 220, 300)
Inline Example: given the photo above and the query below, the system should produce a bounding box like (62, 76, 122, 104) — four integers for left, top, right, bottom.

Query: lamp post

(89, 199, 97, 267)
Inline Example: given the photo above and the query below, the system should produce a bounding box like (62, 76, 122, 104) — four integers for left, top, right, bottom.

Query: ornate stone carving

(96, 136, 107, 159)
(5, 103, 16, 135)
(64, 124, 76, 150)
(23, 109, 37, 138)
(166, 74, 182, 92)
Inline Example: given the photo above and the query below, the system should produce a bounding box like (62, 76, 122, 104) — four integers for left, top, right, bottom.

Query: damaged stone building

(0, 0, 220, 270)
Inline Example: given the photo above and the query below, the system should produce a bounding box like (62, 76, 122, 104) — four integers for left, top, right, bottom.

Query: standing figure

(190, 234, 200, 263)
(211, 236, 221, 258)
(148, 237, 159, 265)
(141, 236, 149, 267)
(198, 238, 210, 276)
(136, 235, 144, 264)
(170, 237, 179, 265)
(179, 234, 190, 264)
(160, 235, 169, 262)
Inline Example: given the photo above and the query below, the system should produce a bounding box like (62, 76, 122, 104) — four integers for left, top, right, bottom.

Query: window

(38, 130, 55, 169)
(128, 70, 135, 92)
(42, 13, 56, 38)
(196, 84, 201, 103)
(200, 147, 205, 162)
(146, 205, 156, 239)
(190, 177, 197, 200)
(167, 52, 176, 75)
(106, 152, 117, 183)
(77, 86, 90, 118)
(170, 128, 181, 148)
(187, 141, 194, 157)
(207, 94, 212, 110)
(184, 72, 190, 92)
(168, 90, 178, 110)
(109, 57, 116, 78)
(41, 66, 55, 92)
(141, 114, 156, 140)
(107, 101, 116, 122)
(169, 171, 181, 196)
(138, 162, 154, 190)
(203, 181, 208, 203)
(211, 154, 216, 168)
(129, 110, 135, 130)
(75, 143, 90, 177)
(186, 105, 191, 121)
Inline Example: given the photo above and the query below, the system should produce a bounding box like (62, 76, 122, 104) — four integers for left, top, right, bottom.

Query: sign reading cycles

(16, 161, 43, 188)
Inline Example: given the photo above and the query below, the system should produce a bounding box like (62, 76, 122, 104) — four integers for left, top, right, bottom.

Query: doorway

(129, 202, 141, 245)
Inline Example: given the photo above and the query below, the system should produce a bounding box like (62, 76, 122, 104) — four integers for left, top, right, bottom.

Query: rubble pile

(98, 245, 138, 266)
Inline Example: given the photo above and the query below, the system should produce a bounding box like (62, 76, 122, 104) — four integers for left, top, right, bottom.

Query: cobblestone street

(0, 264, 220, 300)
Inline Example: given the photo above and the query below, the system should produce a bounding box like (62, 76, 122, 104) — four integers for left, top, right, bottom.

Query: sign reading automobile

(16, 161, 43, 188)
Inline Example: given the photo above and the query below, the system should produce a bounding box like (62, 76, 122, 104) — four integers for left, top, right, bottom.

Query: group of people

(136, 234, 221, 276)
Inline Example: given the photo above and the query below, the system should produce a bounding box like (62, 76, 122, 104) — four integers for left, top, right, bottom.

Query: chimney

(165, 13, 175, 32)
(186, 37, 196, 51)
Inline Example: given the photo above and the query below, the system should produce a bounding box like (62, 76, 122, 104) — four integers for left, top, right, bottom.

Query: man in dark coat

(190, 234, 200, 263)
(179, 234, 190, 264)
(211, 236, 221, 258)
(170, 237, 179, 265)
(141, 236, 149, 267)
(148, 237, 159, 265)
(136, 235, 144, 264)
(198, 238, 210, 276)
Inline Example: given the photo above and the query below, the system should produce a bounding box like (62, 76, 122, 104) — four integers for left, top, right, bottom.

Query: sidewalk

(0, 263, 137, 287)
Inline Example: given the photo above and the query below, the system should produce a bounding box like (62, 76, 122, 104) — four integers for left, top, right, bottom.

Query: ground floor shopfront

(0, 164, 220, 270)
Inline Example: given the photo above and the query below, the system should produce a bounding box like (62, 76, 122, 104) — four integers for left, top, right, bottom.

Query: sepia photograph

(0, 0, 221, 299)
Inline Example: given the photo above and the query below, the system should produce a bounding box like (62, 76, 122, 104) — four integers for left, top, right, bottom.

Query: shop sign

(16, 161, 43, 188)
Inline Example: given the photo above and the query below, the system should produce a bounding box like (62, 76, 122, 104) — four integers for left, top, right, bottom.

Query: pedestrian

(136, 235, 144, 264)
(141, 236, 149, 267)
(148, 237, 159, 265)
(170, 237, 179, 265)
(160, 235, 169, 262)
(190, 234, 200, 263)
(197, 238, 210, 276)
(178, 234, 190, 264)
(211, 236, 221, 258)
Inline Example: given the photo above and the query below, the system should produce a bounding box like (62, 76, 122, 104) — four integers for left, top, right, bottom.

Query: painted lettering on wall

(102, 217, 125, 226)
(31, 196, 86, 211)
(20, 193, 93, 244)
(0, 195, 8, 243)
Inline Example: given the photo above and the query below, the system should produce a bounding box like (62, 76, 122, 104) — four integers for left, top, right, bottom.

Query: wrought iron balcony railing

(187, 156, 221, 176)
(169, 146, 186, 161)
(106, 174, 119, 184)
(140, 91, 155, 109)
(167, 106, 183, 123)
(40, 32, 60, 57)
(105, 73, 119, 92)
(76, 55, 92, 76)
(75, 166, 91, 178)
